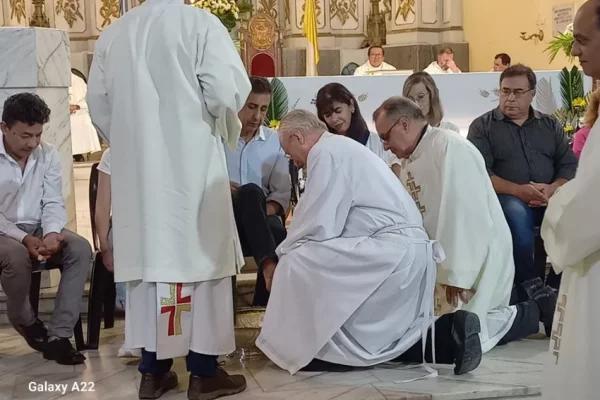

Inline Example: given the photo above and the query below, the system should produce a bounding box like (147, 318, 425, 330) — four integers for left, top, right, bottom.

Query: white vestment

(69, 73, 102, 155)
(257, 133, 442, 374)
(423, 61, 462, 74)
(398, 127, 516, 353)
(366, 132, 397, 165)
(541, 120, 600, 400)
(87, 0, 251, 357)
(353, 61, 397, 76)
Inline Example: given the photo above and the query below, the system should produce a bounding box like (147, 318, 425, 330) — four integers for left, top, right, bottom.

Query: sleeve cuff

(42, 223, 65, 237)
(6, 228, 28, 243)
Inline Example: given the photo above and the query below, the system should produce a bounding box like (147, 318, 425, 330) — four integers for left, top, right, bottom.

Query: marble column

(0, 27, 76, 288)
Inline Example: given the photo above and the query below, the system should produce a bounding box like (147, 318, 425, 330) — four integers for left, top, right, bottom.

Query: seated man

(257, 110, 483, 376)
(468, 64, 578, 298)
(353, 46, 397, 76)
(0, 93, 92, 364)
(423, 47, 461, 74)
(374, 97, 557, 352)
(225, 77, 291, 306)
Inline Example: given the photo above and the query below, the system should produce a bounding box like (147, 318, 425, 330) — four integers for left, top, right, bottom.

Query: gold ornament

(55, 0, 84, 28)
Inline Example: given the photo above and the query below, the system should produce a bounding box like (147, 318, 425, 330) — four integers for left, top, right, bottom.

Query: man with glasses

(353, 46, 397, 76)
(467, 64, 577, 309)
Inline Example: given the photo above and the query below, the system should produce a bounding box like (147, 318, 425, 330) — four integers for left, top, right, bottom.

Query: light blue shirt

(225, 126, 291, 212)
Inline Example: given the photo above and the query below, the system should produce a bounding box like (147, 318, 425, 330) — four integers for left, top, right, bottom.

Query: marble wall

(0, 27, 75, 288)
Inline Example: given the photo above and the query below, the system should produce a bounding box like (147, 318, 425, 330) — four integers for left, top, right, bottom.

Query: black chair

(341, 62, 359, 76)
(29, 261, 85, 351)
(85, 163, 117, 350)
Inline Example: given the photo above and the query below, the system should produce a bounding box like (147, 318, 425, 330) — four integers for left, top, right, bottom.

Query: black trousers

(232, 184, 287, 307)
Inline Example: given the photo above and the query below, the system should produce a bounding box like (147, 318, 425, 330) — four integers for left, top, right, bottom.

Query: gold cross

(406, 172, 426, 214)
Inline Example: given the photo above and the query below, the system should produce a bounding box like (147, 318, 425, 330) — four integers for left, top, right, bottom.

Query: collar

(367, 61, 383, 69)
(0, 133, 41, 163)
(257, 125, 267, 141)
(0, 134, 7, 157)
(493, 106, 542, 121)
(407, 124, 432, 161)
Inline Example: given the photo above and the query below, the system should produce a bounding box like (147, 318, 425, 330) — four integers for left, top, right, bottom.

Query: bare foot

(262, 261, 277, 292)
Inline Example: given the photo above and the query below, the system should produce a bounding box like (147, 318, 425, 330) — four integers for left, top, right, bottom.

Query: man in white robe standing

(69, 71, 101, 158)
(373, 97, 557, 354)
(541, 2, 600, 398)
(257, 110, 483, 376)
(86, 0, 251, 399)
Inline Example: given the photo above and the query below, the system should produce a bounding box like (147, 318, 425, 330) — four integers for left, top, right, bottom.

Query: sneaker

(16, 318, 48, 352)
(532, 286, 558, 337)
(521, 277, 545, 300)
(43, 338, 86, 365)
(139, 371, 178, 400)
(188, 367, 247, 400)
(452, 310, 482, 375)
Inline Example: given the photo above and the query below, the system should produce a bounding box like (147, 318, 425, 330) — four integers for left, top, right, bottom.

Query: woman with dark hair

(403, 72, 460, 133)
(316, 82, 393, 163)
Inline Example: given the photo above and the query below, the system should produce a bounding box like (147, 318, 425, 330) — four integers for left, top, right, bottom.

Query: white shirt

(0, 138, 67, 242)
(423, 61, 462, 74)
(98, 148, 111, 176)
(225, 126, 291, 211)
(353, 61, 397, 76)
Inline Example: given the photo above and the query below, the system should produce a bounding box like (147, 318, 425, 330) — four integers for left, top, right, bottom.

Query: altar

(277, 70, 594, 135)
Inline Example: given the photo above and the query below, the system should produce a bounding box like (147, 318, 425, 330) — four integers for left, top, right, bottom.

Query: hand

(530, 182, 559, 199)
(101, 249, 115, 272)
(266, 201, 281, 217)
(262, 260, 277, 292)
(69, 104, 80, 114)
(23, 236, 50, 260)
(230, 181, 240, 195)
(515, 184, 547, 205)
(446, 59, 459, 72)
(43, 232, 64, 255)
(445, 285, 476, 308)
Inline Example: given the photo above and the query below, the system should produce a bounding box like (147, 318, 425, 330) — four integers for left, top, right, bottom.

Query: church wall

(463, 0, 584, 72)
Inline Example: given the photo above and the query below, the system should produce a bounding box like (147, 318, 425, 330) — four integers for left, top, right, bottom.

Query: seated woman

(95, 148, 140, 358)
(403, 72, 460, 133)
(315, 82, 395, 164)
(573, 88, 600, 158)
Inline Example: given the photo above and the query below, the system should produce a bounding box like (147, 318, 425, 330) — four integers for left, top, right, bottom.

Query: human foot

(187, 367, 246, 400)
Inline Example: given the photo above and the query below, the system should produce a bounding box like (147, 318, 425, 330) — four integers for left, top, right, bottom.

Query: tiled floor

(0, 320, 547, 400)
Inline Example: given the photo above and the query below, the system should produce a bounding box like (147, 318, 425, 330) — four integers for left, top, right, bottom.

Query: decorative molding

(257, 0, 277, 19)
(297, 0, 324, 30)
(70, 35, 100, 41)
(395, 0, 415, 25)
(9, 0, 27, 24)
(421, 0, 437, 24)
(284, 0, 290, 24)
(329, 0, 358, 26)
(55, 0, 84, 28)
(442, 0, 451, 23)
(98, 0, 119, 29)
(383, 0, 392, 21)
(388, 25, 463, 34)
(284, 32, 364, 38)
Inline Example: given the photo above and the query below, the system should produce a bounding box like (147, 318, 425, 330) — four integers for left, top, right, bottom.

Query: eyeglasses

(379, 119, 400, 143)
(500, 88, 533, 98)
(407, 93, 429, 104)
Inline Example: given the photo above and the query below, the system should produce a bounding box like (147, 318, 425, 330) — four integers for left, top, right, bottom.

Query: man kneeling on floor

(0, 93, 92, 365)
(373, 97, 557, 355)
(256, 110, 482, 375)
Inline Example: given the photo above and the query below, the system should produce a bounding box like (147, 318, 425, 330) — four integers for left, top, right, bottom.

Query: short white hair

(279, 110, 327, 136)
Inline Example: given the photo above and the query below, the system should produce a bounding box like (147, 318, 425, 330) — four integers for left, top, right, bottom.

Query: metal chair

(29, 261, 85, 351)
(85, 163, 117, 349)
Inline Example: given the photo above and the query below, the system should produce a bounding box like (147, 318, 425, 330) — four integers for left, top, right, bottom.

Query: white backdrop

(277, 71, 594, 136)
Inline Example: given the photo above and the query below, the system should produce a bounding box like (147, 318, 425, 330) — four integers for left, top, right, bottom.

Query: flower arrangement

(264, 78, 289, 130)
(192, 0, 252, 31)
(545, 24, 574, 63)
(553, 66, 589, 138)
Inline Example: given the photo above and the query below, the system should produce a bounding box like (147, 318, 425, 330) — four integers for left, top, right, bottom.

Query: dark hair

(438, 47, 454, 56)
(495, 53, 511, 66)
(315, 83, 370, 143)
(2, 93, 51, 129)
(71, 68, 87, 84)
(368, 46, 385, 56)
(500, 63, 536, 90)
(249, 76, 272, 95)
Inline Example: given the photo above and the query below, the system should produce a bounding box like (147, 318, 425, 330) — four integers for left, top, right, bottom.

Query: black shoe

(43, 338, 86, 365)
(452, 310, 482, 375)
(16, 318, 48, 352)
(532, 286, 558, 337)
(139, 371, 178, 399)
(521, 278, 545, 300)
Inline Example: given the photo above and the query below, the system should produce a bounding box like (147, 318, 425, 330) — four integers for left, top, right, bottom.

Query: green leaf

(558, 66, 584, 111)
(544, 32, 574, 63)
(264, 78, 289, 126)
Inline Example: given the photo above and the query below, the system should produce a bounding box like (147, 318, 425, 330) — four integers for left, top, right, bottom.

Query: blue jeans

(498, 195, 546, 301)
(138, 349, 218, 377)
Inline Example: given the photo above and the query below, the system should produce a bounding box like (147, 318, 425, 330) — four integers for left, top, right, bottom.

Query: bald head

(278, 110, 327, 168)
(572, 1, 600, 79)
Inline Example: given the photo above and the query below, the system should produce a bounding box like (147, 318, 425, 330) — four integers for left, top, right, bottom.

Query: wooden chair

(85, 163, 117, 350)
(29, 261, 85, 351)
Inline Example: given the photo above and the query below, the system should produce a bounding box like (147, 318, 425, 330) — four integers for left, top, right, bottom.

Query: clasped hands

(517, 182, 559, 208)
(23, 233, 64, 262)
(443, 285, 477, 308)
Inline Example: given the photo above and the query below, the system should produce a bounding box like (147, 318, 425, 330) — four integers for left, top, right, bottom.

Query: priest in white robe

(87, 0, 251, 399)
(257, 110, 483, 377)
(541, 2, 600, 398)
(69, 71, 101, 157)
(373, 97, 557, 354)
